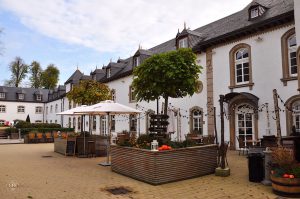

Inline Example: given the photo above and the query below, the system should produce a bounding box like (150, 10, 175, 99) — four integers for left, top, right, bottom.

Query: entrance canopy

(224, 92, 259, 104)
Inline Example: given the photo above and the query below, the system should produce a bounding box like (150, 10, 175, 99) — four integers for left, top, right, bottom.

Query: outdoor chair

(36, 133, 45, 143)
(45, 132, 54, 143)
(28, 132, 37, 143)
(236, 136, 249, 155)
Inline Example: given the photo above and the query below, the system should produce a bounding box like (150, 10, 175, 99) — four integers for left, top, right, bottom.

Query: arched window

(77, 117, 81, 131)
(55, 104, 58, 113)
(0, 105, 6, 113)
(73, 117, 76, 129)
(92, 116, 97, 130)
(68, 117, 71, 128)
(281, 28, 297, 86)
(235, 48, 249, 84)
(111, 89, 116, 102)
(288, 34, 297, 76)
(229, 43, 253, 90)
(50, 105, 53, 113)
(129, 114, 137, 132)
(189, 107, 204, 134)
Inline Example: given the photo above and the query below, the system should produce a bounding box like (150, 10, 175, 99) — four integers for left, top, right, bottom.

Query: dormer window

(107, 68, 111, 78)
(178, 37, 188, 48)
(0, 92, 5, 99)
(249, 5, 266, 20)
(133, 56, 140, 67)
(36, 94, 42, 101)
(18, 94, 25, 100)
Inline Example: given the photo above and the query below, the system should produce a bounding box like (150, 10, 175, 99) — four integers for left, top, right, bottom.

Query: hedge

(5, 127, 74, 135)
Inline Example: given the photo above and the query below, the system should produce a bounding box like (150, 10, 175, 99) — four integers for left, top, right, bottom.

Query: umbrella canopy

(74, 100, 142, 115)
(56, 105, 88, 115)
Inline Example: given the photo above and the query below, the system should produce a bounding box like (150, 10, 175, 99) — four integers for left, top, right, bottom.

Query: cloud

(0, 0, 251, 57)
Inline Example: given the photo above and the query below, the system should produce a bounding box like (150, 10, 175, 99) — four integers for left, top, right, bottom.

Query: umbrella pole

(83, 115, 86, 157)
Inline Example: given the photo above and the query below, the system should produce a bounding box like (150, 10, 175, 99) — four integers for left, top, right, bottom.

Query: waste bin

(247, 153, 264, 182)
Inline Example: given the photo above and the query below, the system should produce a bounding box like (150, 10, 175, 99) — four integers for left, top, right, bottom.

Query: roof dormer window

(18, 93, 24, 100)
(133, 56, 140, 67)
(36, 94, 42, 101)
(249, 5, 266, 20)
(0, 92, 5, 99)
(178, 37, 188, 48)
(107, 68, 111, 78)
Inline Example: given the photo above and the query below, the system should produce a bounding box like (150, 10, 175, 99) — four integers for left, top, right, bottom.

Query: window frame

(281, 28, 297, 86)
(235, 48, 250, 85)
(178, 37, 188, 48)
(36, 94, 42, 101)
(17, 106, 25, 113)
(18, 93, 25, 100)
(229, 43, 254, 90)
(0, 105, 6, 113)
(111, 89, 116, 102)
(0, 92, 5, 99)
(129, 85, 136, 103)
(189, 106, 204, 134)
(129, 114, 137, 132)
(35, 106, 43, 114)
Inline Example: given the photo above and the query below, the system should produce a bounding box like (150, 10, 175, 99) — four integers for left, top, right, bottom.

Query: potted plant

(270, 147, 300, 197)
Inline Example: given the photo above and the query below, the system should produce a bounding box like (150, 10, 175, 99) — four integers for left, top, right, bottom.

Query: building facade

(0, 0, 299, 149)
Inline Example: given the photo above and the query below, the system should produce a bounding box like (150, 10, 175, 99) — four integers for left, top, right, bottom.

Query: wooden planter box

(271, 175, 300, 197)
(111, 144, 218, 185)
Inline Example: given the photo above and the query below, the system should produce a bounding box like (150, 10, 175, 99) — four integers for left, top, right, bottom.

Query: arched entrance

(285, 94, 300, 135)
(224, 92, 259, 150)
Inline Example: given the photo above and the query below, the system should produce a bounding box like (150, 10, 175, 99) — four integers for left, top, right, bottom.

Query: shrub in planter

(271, 147, 300, 196)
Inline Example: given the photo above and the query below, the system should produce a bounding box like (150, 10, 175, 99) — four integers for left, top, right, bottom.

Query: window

(46, 106, 48, 114)
(288, 35, 297, 76)
(92, 116, 97, 130)
(50, 105, 53, 113)
(111, 116, 115, 132)
(68, 117, 71, 128)
(190, 107, 203, 134)
(0, 92, 5, 99)
(35, 106, 43, 114)
(292, 101, 300, 133)
(107, 68, 111, 78)
(249, 5, 266, 20)
(145, 109, 155, 133)
(35, 120, 42, 123)
(18, 94, 24, 100)
(129, 114, 137, 131)
(100, 116, 107, 135)
(0, 105, 6, 113)
(111, 89, 116, 102)
(235, 48, 249, 84)
(281, 28, 297, 85)
(229, 43, 253, 90)
(50, 120, 52, 123)
(129, 85, 136, 102)
(73, 117, 76, 129)
(133, 56, 140, 67)
(17, 106, 25, 113)
(250, 7, 259, 18)
(178, 37, 188, 48)
(55, 104, 58, 113)
(69, 101, 72, 109)
(0, 120, 5, 125)
(36, 94, 42, 101)
(55, 120, 57, 124)
(77, 117, 81, 131)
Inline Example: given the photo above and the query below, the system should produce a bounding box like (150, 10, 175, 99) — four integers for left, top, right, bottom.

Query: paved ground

(0, 144, 282, 199)
(0, 139, 24, 144)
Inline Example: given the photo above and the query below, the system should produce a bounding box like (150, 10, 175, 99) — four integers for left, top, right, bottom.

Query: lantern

(151, 140, 158, 151)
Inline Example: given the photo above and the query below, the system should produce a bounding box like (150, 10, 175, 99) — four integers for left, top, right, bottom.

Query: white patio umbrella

(57, 105, 89, 156)
(75, 100, 142, 166)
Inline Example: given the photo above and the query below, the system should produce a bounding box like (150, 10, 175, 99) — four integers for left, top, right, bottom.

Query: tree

(133, 48, 202, 115)
(5, 57, 29, 87)
(41, 64, 59, 89)
(29, 61, 43, 88)
(66, 79, 111, 105)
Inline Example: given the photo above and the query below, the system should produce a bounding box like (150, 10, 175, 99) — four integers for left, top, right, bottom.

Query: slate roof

(92, 0, 294, 83)
(0, 86, 50, 102)
(65, 69, 83, 84)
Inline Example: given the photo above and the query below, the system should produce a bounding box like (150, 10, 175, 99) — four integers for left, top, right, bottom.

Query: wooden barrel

(271, 175, 300, 197)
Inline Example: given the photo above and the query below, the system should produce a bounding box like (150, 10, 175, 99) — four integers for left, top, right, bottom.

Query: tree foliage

(41, 64, 59, 89)
(5, 57, 29, 87)
(66, 79, 111, 105)
(132, 48, 202, 114)
(29, 61, 43, 88)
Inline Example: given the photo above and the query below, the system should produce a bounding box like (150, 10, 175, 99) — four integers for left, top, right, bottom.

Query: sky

(0, 0, 252, 86)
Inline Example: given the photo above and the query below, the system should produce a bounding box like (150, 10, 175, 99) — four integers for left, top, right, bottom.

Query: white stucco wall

(0, 101, 45, 123)
(213, 25, 297, 144)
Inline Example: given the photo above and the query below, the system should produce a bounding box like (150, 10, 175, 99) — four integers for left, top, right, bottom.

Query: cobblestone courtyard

(0, 143, 279, 199)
